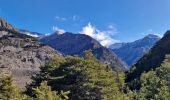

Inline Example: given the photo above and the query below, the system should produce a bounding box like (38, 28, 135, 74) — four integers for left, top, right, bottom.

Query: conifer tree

(31, 51, 128, 99)
(33, 81, 64, 100)
(131, 54, 170, 99)
(0, 75, 26, 100)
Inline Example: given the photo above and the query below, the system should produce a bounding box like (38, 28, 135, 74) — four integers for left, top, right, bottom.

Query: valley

(0, 0, 170, 99)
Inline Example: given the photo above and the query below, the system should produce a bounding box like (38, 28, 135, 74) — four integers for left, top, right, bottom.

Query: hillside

(127, 31, 170, 82)
(110, 34, 160, 67)
(40, 32, 127, 70)
(0, 18, 60, 88)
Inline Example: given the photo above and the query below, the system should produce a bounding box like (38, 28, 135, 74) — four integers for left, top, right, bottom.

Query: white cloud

(80, 23, 119, 47)
(72, 15, 79, 21)
(24, 32, 39, 38)
(108, 24, 117, 31)
(52, 26, 65, 34)
(55, 15, 79, 22)
(55, 16, 67, 22)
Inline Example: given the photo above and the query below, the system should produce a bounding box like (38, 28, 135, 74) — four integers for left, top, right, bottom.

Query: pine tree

(131, 54, 170, 99)
(25, 55, 65, 96)
(33, 81, 65, 100)
(0, 75, 26, 100)
(30, 51, 128, 99)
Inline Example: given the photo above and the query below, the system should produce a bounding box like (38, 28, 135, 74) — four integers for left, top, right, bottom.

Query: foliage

(7, 51, 170, 99)
(28, 50, 128, 100)
(0, 75, 68, 100)
(127, 31, 170, 83)
(84, 50, 98, 62)
(0, 76, 27, 100)
(130, 54, 170, 99)
(32, 81, 66, 100)
(25, 55, 65, 96)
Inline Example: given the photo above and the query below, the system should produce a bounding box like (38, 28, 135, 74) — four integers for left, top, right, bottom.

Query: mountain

(110, 34, 160, 67)
(109, 43, 126, 50)
(0, 18, 60, 88)
(40, 32, 127, 70)
(0, 18, 17, 31)
(127, 31, 170, 82)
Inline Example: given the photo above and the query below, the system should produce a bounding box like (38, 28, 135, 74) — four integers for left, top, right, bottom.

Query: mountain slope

(0, 18, 60, 88)
(0, 18, 17, 31)
(110, 34, 160, 67)
(40, 32, 127, 70)
(109, 43, 126, 50)
(127, 31, 170, 82)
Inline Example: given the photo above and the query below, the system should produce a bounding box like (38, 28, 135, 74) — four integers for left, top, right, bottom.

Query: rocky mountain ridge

(110, 34, 160, 67)
(127, 31, 170, 81)
(40, 32, 127, 70)
(0, 18, 17, 31)
(0, 18, 60, 88)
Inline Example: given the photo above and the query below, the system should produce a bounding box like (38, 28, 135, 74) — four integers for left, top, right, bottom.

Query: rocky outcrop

(0, 18, 17, 31)
(0, 18, 60, 88)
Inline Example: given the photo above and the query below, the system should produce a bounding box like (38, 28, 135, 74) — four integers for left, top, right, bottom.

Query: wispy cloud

(80, 23, 119, 47)
(55, 15, 79, 22)
(55, 16, 67, 22)
(72, 15, 79, 21)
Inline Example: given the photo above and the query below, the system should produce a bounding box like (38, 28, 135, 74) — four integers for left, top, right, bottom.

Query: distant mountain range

(109, 34, 160, 67)
(127, 30, 170, 81)
(40, 32, 127, 70)
(109, 43, 126, 50)
(19, 29, 160, 70)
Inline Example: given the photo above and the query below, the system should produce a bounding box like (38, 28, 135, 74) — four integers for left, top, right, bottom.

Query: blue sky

(0, 0, 170, 45)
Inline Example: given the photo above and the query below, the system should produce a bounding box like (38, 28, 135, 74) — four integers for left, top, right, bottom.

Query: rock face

(0, 18, 17, 31)
(40, 32, 127, 70)
(127, 31, 170, 81)
(110, 34, 160, 67)
(0, 18, 60, 88)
